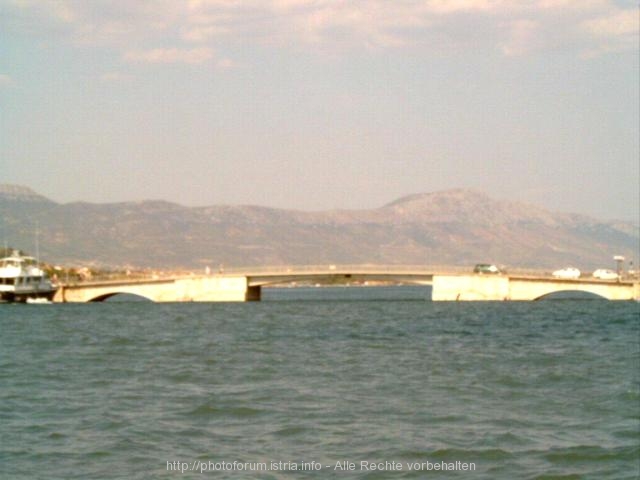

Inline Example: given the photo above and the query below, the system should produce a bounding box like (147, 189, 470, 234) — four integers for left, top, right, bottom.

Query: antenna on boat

(35, 220, 40, 265)
(1, 218, 7, 256)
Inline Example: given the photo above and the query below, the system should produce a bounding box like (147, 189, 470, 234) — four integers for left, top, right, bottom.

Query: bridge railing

(220, 264, 465, 275)
(80, 264, 555, 284)
(208, 264, 556, 276)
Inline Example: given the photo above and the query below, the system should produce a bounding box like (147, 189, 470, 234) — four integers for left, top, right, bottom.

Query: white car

(552, 267, 581, 279)
(592, 269, 619, 280)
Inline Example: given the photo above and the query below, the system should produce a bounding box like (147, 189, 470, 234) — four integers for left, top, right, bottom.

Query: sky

(0, 0, 638, 221)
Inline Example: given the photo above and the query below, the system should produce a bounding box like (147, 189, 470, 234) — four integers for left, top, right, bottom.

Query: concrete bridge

(53, 265, 640, 302)
(432, 274, 639, 301)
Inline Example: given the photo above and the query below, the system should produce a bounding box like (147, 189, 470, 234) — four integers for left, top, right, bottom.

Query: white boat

(0, 250, 58, 303)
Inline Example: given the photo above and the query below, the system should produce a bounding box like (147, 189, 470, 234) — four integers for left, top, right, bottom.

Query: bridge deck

(60, 268, 635, 289)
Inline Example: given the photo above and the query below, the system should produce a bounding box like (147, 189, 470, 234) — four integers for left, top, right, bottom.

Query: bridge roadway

(53, 265, 640, 302)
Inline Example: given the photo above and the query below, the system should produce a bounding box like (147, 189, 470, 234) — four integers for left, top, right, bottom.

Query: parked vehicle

(473, 264, 502, 274)
(552, 267, 581, 279)
(592, 269, 619, 280)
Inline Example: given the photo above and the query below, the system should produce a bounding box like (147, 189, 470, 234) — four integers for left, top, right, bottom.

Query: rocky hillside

(0, 184, 637, 271)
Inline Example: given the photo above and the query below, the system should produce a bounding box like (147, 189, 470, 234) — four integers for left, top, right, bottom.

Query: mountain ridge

(0, 184, 637, 270)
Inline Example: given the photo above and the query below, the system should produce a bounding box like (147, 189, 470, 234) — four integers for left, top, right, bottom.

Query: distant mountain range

(1, 184, 638, 271)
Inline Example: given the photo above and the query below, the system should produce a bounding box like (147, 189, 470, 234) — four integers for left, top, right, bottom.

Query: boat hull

(0, 288, 58, 303)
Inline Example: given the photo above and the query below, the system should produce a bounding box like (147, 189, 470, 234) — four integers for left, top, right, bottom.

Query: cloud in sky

(99, 71, 134, 83)
(580, 8, 638, 55)
(0, 73, 13, 86)
(1, 0, 637, 220)
(3, 0, 637, 61)
(124, 47, 214, 64)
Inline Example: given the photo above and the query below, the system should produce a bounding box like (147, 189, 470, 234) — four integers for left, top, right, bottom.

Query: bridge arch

(57, 283, 173, 302)
(533, 290, 610, 301)
(508, 278, 629, 301)
(88, 292, 155, 302)
(56, 276, 255, 302)
(433, 275, 637, 301)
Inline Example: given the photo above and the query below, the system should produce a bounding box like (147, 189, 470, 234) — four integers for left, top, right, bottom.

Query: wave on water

(0, 296, 638, 479)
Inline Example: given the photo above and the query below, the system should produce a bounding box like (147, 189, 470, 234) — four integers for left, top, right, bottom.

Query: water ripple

(0, 292, 637, 479)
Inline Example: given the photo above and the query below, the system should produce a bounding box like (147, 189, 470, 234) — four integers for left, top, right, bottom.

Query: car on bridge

(592, 269, 619, 280)
(552, 267, 581, 279)
(473, 264, 503, 274)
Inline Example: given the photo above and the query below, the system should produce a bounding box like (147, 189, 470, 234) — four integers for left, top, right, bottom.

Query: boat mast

(35, 220, 40, 265)
(1, 218, 6, 256)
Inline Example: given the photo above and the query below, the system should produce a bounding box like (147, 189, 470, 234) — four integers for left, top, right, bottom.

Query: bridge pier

(432, 274, 640, 301)
(246, 285, 261, 301)
(432, 275, 510, 301)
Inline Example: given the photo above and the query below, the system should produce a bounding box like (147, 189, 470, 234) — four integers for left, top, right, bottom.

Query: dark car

(473, 264, 502, 274)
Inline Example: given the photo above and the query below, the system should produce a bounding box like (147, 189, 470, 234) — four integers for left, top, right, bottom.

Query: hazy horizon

(1, 1, 638, 221)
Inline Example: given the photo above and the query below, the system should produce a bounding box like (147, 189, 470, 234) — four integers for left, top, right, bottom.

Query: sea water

(1, 287, 638, 479)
